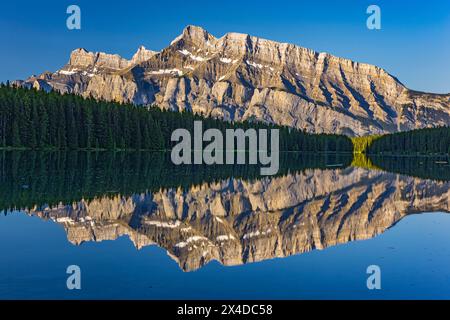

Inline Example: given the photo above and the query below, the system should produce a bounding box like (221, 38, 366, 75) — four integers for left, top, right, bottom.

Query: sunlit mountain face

(2, 152, 449, 272)
(15, 25, 450, 137)
(3, 0, 450, 302)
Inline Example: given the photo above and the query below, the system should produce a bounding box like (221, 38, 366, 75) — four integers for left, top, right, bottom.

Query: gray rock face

(27, 167, 450, 271)
(18, 25, 450, 136)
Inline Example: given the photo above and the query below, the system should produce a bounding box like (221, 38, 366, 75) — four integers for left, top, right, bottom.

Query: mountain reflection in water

(2, 151, 449, 272)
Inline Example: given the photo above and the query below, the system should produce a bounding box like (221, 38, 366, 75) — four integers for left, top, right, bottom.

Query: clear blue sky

(1, 0, 449, 93)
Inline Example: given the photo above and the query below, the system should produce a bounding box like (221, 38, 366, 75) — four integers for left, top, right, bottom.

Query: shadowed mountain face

(25, 166, 450, 272)
(15, 26, 450, 136)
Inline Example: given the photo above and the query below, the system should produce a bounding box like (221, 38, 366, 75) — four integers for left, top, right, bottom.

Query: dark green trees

(0, 84, 166, 150)
(0, 84, 353, 152)
(368, 127, 450, 155)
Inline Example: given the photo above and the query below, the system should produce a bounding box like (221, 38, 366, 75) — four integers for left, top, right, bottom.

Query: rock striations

(16, 25, 450, 136)
(27, 167, 450, 271)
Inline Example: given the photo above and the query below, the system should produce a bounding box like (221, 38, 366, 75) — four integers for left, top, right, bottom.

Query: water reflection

(2, 151, 448, 272)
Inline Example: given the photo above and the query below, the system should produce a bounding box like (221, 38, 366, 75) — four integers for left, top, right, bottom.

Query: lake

(0, 151, 449, 299)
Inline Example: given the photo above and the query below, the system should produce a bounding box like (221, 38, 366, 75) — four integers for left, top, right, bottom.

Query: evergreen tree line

(0, 84, 353, 152)
(0, 84, 163, 150)
(367, 127, 450, 155)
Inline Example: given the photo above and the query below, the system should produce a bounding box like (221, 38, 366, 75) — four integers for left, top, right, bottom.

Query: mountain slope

(16, 25, 450, 136)
(27, 167, 450, 271)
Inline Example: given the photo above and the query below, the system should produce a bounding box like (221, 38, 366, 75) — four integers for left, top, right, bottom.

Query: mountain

(15, 25, 450, 136)
(26, 167, 450, 271)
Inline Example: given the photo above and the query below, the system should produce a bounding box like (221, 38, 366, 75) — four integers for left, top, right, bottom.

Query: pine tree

(38, 104, 49, 148)
(11, 119, 21, 147)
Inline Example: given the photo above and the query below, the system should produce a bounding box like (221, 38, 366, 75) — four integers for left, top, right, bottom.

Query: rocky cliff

(27, 167, 450, 271)
(16, 25, 450, 136)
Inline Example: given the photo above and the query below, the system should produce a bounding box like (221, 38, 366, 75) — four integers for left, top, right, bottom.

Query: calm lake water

(0, 151, 449, 299)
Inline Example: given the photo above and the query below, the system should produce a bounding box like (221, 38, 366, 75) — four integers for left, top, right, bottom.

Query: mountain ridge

(14, 25, 450, 136)
(26, 167, 450, 271)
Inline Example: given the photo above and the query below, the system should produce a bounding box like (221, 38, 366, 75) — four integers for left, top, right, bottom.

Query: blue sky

(1, 0, 449, 93)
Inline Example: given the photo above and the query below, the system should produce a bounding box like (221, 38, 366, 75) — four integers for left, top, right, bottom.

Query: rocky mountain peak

(172, 25, 216, 48)
(17, 25, 450, 136)
(131, 45, 158, 64)
(66, 48, 129, 71)
(68, 48, 96, 68)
